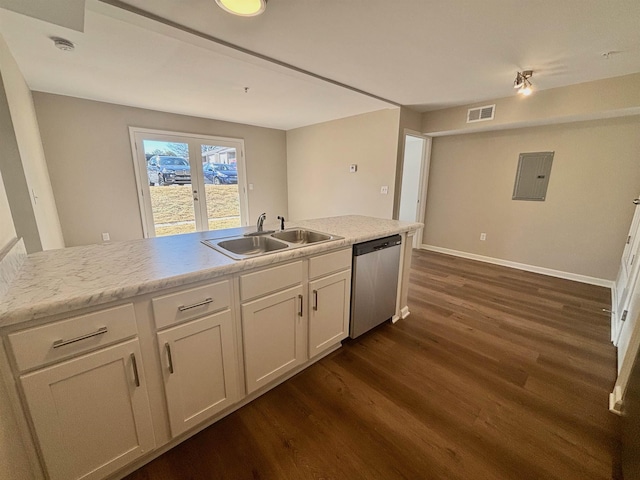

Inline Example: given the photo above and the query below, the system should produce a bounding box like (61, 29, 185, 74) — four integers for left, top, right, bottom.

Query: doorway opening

(397, 132, 431, 248)
(130, 128, 249, 238)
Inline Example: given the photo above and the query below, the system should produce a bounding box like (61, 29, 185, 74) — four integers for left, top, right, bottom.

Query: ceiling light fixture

(513, 70, 533, 96)
(215, 0, 267, 16)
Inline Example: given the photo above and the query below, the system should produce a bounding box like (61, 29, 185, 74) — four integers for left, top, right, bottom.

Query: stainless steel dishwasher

(350, 234, 402, 338)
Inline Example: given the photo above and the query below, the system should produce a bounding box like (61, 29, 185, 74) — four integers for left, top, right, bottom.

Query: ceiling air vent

(467, 104, 495, 123)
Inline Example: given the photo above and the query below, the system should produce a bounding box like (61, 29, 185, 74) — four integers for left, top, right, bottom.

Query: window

(129, 128, 249, 237)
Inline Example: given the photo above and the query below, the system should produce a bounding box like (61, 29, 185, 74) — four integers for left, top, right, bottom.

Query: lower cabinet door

(242, 285, 305, 394)
(157, 309, 239, 437)
(20, 339, 155, 480)
(309, 270, 351, 358)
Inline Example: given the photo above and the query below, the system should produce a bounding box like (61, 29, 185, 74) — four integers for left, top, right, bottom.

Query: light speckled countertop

(0, 216, 421, 327)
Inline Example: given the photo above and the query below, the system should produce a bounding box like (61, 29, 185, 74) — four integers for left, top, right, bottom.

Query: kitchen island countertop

(0, 215, 421, 327)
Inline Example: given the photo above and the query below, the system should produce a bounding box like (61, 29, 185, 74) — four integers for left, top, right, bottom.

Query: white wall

(423, 116, 640, 281)
(0, 34, 64, 251)
(33, 93, 288, 247)
(0, 62, 40, 252)
(423, 73, 640, 136)
(0, 170, 16, 248)
(286, 108, 400, 220)
(0, 169, 33, 479)
(0, 0, 85, 31)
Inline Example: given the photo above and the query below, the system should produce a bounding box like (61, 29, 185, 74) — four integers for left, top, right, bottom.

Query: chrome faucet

(244, 212, 275, 236)
(256, 212, 267, 232)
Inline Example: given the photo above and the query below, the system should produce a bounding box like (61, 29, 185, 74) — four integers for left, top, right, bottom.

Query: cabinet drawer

(152, 280, 231, 330)
(9, 304, 138, 372)
(240, 261, 303, 301)
(309, 248, 352, 279)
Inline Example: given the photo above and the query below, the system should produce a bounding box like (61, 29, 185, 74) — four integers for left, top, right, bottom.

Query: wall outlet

(248, 183, 254, 190)
(380, 185, 389, 195)
(480, 233, 486, 241)
(349, 164, 357, 173)
(102, 232, 110, 242)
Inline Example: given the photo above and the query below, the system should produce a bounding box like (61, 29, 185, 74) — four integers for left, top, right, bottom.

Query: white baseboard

(420, 244, 614, 288)
(611, 287, 618, 344)
(400, 306, 410, 319)
(609, 386, 623, 415)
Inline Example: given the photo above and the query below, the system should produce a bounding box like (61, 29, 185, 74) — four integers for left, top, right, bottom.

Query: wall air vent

(467, 104, 495, 123)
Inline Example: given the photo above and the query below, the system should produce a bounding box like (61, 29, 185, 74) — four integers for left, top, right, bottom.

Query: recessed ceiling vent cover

(467, 104, 495, 123)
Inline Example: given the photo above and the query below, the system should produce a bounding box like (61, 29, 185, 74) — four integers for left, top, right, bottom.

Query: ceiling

(1, 0, 639, 130)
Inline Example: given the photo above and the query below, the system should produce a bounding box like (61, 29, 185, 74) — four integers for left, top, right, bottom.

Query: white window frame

(129, 127, 250, 238)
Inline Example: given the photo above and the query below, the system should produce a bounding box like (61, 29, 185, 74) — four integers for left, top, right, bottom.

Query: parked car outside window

(147, 156, 191, 185)
(203, 163, 238, 185)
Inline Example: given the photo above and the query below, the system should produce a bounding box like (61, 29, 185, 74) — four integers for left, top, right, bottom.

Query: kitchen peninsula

(0, 215, 421, 480)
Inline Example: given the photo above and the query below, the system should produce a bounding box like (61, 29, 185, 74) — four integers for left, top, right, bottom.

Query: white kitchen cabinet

(308, 269, 351, 358)
(156, 309, 239, 437)
(241, 285, 306, 394)
(20, 339, 155, 480)
(0, 227, 409, 480)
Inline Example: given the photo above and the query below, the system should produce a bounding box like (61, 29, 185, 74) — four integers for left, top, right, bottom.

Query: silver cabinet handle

(52, 326, 108, 349)
(633, 198, 640, 205)
(298, 294, 303, 317)
(131, 353, 140, 387)
(178, 297, 213, 312)
(165, 342, 174, 374)
(313, 290, 318, 311)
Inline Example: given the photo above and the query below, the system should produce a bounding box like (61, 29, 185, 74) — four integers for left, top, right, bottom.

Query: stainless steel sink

(202, 236, 289, 260)
(202, 228, 342, 260)
(271, 229, 333, 244)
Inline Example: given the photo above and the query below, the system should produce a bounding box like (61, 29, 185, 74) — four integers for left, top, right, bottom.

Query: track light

(514, 70, 533, 96)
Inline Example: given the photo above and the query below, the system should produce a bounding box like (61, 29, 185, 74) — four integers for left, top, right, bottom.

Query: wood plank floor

(124, 249, 620, 480)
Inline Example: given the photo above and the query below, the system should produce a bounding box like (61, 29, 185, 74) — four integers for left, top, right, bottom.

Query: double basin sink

(202, 228, 341, 260)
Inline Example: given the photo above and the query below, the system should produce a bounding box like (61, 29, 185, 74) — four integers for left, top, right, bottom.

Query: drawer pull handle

(313, 290, 318, 311)
(298, 294, 303, 317)
(165, 342, 174, 374)
(178, 297, 213, 312)
(52, 326, 108, 349)
(131, 353, 140, 387)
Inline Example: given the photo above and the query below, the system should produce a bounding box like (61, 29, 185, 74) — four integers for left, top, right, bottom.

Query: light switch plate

(102, 232, 110, 242)
(349, 164, 357, 173)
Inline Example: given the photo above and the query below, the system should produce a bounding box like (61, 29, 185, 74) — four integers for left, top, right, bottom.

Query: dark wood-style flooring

(124, 249, 620, 480)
